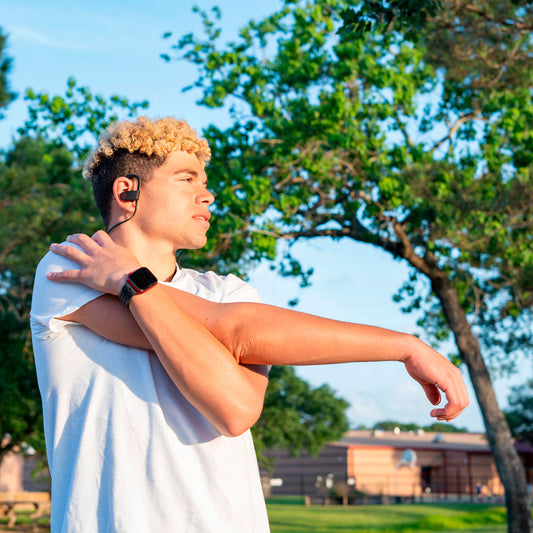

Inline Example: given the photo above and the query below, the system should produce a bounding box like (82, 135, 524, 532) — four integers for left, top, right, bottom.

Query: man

(31, 116, 468, 532)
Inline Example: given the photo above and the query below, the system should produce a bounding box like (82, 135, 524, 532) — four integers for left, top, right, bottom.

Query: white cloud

(9, 25, 90, 51)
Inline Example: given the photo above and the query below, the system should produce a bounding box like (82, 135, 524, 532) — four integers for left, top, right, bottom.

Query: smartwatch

(119, 267, 158, 307)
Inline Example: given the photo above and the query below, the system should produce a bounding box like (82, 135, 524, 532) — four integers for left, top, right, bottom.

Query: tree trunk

(431, 274, 532, 533)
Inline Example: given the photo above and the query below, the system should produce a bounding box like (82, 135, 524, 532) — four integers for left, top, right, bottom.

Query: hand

(402, 337, 469, 422)
(47, 231, 141, 295)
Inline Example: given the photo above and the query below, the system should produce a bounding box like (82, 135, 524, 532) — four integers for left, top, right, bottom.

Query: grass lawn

(266, 497, 507, 533)
(0, 498, 509, 532)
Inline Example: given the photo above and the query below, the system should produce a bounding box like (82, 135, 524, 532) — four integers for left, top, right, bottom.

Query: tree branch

(431, 111, 481, 152)
(463, 4, 533, 32)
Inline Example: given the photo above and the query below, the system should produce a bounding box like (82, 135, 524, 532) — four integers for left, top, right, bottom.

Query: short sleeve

(30, 243, 103, 334)
(219, 274, 262, 304)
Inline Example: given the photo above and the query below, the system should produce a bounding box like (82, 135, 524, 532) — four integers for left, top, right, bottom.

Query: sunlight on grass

(266, 500, 507, 533)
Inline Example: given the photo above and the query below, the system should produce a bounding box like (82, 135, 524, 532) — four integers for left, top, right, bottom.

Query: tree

(338, 0, 445, 36)
(505, 380, 533, 444)
(0, 28, 16, 118)
(0, 78, 148, 462)
(1, 76, 349, 467)
(338, 0, 533, 37)
(254, 366, 349, 467)
(370, 420, 467, 433)
(164, 0, 532, 530)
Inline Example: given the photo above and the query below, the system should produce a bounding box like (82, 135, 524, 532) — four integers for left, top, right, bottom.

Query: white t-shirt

(30, 246, 270, 533)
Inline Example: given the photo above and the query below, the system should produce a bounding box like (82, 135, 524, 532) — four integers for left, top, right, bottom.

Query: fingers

(49, 232, 110, 262)
(421, 383, 441, 406)
(47, 232, 141, 294)
(47, 268, 83, 283)
(431, 403, 465, 422)
(49, 242, 89, 264)
(442, 366, 469, 420)
(66, 233, 101, 251)
(91, 230, 112, 246)
(430, 372, 469, 422)
(406, 343, 469, 422)
(47, 234, 102, 283)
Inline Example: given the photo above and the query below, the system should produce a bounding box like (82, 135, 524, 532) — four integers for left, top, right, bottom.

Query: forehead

(159, 150, 206, 173)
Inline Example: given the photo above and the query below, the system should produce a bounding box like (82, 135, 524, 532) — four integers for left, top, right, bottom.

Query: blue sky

(2, 0, 530, 431)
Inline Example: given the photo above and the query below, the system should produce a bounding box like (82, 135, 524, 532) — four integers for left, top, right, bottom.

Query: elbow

(217, 400, 263, 438)
(217, 303, 256, 364)
(209, 303, 247, 363)
(219, 423, 250, 439)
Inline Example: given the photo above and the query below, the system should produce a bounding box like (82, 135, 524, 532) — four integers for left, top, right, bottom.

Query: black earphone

(107, 174, 141, 234)
(119, 189, 140, 202)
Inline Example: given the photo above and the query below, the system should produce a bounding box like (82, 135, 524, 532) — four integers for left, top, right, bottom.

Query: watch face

(128, 267, 158, 292)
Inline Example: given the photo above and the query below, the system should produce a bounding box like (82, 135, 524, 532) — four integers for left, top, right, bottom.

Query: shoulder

(33, 242, 90, 299)
(174, 268, 261, 304)
(35, 242, 85, 277)
(31, 244, 103, 332)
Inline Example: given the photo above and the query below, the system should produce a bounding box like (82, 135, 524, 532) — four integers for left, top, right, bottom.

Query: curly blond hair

(83, 116, 211, 228)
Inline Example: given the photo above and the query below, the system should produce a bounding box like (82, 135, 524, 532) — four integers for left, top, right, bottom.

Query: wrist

(115, 272, 131, 295)
(119, 267, 158, 307)
(398, 333, 420, 364)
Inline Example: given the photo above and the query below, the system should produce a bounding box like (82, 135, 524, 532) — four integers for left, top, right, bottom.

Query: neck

(109, 225, 178, 282)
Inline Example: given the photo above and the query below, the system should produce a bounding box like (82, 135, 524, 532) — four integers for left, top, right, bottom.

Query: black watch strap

(118, 282, 136, 307)
(119, 267, 158, 307)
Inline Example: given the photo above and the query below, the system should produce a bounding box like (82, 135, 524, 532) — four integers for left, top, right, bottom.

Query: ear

(113, 176, 139, 207)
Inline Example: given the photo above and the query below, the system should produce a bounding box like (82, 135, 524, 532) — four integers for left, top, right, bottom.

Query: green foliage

(370, 420, 468, 433)
(166, 0, 532, 366)
(0, 28, 16, 118)
(1, 76, 348, 464)
(338, 0, 444, 38)
(0, 81, 147, 459)
(0, 135, 98, 460)
(165, 5, 532, 504)
(504, 379, 533, 444)
(253, 366, 349, 467)
(20, 77, 149, 164)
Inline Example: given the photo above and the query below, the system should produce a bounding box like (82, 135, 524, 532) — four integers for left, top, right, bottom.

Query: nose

(197, 185, 215, 206)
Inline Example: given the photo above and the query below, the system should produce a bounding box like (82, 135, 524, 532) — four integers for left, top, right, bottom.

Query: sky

(1, 0, 530, 432)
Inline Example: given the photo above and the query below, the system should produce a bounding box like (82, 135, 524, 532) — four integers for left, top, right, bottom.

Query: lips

(193, 213, 211, 228)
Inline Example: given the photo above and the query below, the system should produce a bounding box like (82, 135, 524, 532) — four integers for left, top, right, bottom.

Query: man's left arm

(49, 232, 469, 423)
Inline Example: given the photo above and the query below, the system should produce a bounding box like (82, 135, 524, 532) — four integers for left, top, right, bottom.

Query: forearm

(128, 285, 266, 436)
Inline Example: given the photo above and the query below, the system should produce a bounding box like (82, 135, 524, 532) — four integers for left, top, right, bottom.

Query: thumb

(420, 382, 441, 405)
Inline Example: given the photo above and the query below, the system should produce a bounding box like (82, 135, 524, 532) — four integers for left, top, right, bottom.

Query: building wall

(262, 433, 514, 498)
(349, 446, 421, 496)
(468, 453, 503, 496)
(349, 447, 503, 497)
(263, 445, 349, 496)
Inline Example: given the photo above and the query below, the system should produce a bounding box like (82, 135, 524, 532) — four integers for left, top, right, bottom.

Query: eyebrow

(174, 168, 208, 185)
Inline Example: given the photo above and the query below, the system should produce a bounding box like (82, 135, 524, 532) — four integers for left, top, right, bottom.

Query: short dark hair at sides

(83, 116, 211, 228)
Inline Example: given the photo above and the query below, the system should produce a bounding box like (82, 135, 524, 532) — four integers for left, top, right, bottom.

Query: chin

(177, 238, 208, 251)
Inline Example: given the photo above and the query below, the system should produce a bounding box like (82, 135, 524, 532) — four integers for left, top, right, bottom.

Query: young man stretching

(31, 117, 468, 532)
